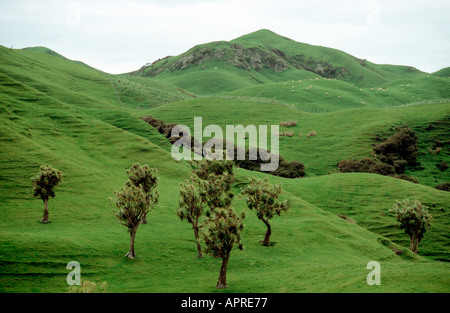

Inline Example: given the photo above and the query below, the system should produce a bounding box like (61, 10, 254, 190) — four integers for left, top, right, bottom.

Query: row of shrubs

(142, 116, 306, 179)
(232, 146, 306, 179)
(337, 158, 419, 183)
(338, 125, 449, 190)
(436, 182, 450, 191)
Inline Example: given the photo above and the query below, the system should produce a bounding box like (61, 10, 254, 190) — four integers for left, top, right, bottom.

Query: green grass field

(226, 76, 450, 112)
(0, 29, 449, 294)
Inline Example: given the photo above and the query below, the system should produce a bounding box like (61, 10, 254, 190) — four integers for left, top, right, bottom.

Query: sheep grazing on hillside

(279, 131, 294, 137)
(306, 131, 317, 138)
(280, 120, 297, 127)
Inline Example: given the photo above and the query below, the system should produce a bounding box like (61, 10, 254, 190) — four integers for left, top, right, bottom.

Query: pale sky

(1, 0, 449, 74)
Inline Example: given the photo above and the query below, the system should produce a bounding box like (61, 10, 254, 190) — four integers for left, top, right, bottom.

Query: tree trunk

(41, 198, 49, 223)
(413, 237, 419, 254)
(193, 225, 203, 258)
(126, 230, 137, 259)
(216, 253, 230, 289)
(409, 235, 415, 252)
(261, 219, 272, 246)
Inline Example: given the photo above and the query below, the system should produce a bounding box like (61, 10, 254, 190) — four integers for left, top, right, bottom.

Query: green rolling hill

(145, 97, 450, 187)
(226, 76, 450, 112)
(129, 29, 428, 95)
(0, 28, 449, 294)
(433, 67, 450, 78)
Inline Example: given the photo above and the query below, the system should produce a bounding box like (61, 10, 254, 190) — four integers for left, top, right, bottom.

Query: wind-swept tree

(113, 165, 159, 259)
(114, 185, 150, 259)
(126, 164, 159, 224)
(177, 176, 206, 258)
(194, 160, 234, 212)
(194, 159, 234, 190)
(389, 199, 432, 254)
(31, 165, 63, 223)
(241, 178, 290, 246)
(201, 207, 245, 289)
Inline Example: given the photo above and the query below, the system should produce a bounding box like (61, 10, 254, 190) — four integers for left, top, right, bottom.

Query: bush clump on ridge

(337, 125, 420, 183)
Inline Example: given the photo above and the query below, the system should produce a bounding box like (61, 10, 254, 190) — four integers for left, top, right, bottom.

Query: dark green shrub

(235, 147, 305, 179)
(143, 117, 306, 179)
(393, 159, 408, 174)
(373, 125, 419, 173)
(337, 158, 395, 175)
(141, 115, 176, 139)
(273, 160, 306, 178)
(391, 174, 418, 184)
(436, 182, 450, 192)
(436, 162, 449, 172)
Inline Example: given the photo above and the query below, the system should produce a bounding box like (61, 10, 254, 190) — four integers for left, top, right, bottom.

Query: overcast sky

(1, 0, 449, 74)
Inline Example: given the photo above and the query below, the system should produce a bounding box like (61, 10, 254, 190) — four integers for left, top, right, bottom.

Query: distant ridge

(433, 67, 450, 77)
(23, 46, 67, 59)
(128, 29, 427, 94)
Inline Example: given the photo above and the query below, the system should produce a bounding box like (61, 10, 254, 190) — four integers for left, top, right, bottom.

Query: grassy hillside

(134, 53, 321, 95)
(232, 30, 427, 85)
(130, 29, 427, 95)
(147, 97, 450, 187)
(0, 44, 449, 294)
(226, 76, 450, 112)
(281, 173, 450, 261)
(433, 67, 450, 78)
(109, 76, 194, 109)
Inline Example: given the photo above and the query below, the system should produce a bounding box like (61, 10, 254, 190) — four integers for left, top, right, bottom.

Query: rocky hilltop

(132, 42, 347, 79)
(128, 29, 425, 94)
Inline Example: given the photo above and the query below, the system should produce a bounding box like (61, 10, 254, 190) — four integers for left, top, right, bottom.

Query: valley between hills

(0, 29, 449, 293)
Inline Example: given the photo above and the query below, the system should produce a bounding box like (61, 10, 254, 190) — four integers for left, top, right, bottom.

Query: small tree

(177, 176, 206, 258)
(241, 178, 290, 246)
(201, 207, 245, 289)
(126, 164, 159, 224)
(31, 165, 63, 223)
(193, 159, 234, 179)
(194, 160, 235, 213)
(113, 183, 158, 259)
(389, 199, 432, 254)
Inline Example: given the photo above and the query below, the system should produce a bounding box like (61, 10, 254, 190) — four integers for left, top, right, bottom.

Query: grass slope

(232, 29, 427, 86)
(433, 67, 450, 78)
(131, 29, 427, 95)
(147, 97, 450, 187)
(0, 44, 449, 293)
(227, 76, 450, 112)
